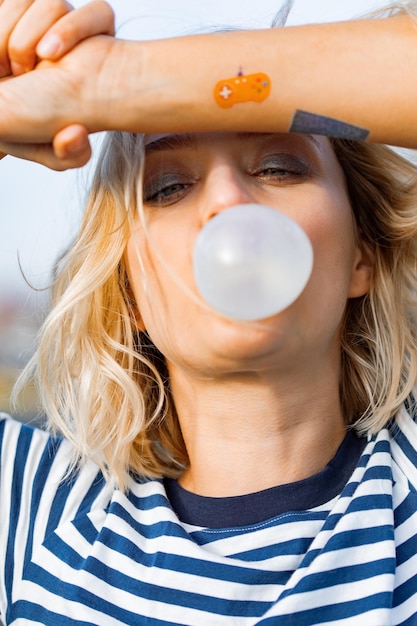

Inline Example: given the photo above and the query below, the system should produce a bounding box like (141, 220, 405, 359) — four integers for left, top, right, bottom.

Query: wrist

(89, 38, 146, 132)
(100, 32, 291, 135)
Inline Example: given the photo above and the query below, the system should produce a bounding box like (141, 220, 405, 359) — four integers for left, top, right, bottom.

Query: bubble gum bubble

(193, 204, 313, 320)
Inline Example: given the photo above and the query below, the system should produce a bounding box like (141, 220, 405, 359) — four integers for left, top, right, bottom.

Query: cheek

(125, 224, 196, 333)
(298, 194, 357, 303)
(126, 236, 164, 328)
(313, 219, 356, 275)
(304, 182, 355, 259)
(126, 231, 204, 365)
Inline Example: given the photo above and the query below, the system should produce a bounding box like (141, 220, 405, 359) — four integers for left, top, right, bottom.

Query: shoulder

(0, 412, 70, 483)
(0, 413, 110, 527)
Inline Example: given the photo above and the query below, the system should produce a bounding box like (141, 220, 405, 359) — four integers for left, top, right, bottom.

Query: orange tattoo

(214, 72, 271, 108)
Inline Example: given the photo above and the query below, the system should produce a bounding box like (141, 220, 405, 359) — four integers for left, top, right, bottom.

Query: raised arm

(1, 10, 417, 168)
(113, 14, 417, 146)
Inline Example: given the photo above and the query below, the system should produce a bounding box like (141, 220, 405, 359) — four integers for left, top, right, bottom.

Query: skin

(125, 131, 373, 497)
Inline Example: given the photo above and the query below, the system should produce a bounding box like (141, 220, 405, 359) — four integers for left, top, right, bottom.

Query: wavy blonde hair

(15, 133, 187, 489)
(331, 140, 417, 432)
(15, 5, 417, 491)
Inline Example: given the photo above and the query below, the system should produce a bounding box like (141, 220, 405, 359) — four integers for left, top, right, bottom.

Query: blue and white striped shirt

(1, 403, 416, 625)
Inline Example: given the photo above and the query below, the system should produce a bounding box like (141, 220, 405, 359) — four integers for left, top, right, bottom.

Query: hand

(0, 0, 114, 76)
(0, 34, 122, 169)
(0, 0, 115, 169)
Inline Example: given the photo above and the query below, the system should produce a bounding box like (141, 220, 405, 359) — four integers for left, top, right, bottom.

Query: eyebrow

(144, 133, 197, 154)
(144, 132, 322, 154)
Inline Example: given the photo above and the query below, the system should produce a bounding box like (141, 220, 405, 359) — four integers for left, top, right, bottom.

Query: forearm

(0, 12, 415, 168)
(106, 15, 417, 147)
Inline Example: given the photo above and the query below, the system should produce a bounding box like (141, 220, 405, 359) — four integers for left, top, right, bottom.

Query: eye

(252, 154, 312, 182)
(143, 173, 195, 206)
(144, 182, 188, 204)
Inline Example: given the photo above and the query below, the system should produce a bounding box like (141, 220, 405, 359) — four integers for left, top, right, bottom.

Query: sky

(0, 0, 388, 300)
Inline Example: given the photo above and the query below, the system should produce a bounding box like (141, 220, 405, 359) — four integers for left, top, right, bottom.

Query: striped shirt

(0, 404, 416, 625)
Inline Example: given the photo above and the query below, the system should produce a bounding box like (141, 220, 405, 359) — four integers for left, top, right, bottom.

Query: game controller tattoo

(214, 71, 271, 108)
(290, 110, 369, 140)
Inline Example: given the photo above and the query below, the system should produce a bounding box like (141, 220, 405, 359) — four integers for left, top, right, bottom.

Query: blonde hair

(366, 0, 417, 18)
(331, 140, 417, 432)
(16, 133, 187, 490)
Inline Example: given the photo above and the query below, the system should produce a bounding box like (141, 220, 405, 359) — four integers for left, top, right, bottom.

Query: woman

(1, 1, 417, 624)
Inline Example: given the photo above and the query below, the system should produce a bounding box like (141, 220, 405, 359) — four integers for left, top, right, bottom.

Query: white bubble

(193, 204, 313, 320)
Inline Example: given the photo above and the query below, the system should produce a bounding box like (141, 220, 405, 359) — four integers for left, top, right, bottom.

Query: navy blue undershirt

(164, 430, 367, 529)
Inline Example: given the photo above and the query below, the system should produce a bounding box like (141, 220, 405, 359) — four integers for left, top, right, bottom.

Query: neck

(169, 365, 346, 497)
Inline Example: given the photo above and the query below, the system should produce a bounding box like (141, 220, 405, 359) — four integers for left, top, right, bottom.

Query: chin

(197, 314, 291, 365)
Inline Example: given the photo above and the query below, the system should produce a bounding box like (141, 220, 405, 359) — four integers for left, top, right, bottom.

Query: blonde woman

(2, 1, 417, 624)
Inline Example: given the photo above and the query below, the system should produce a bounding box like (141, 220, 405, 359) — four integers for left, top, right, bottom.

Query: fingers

(0, 0, 34, 76)
(0, 124, 92, 171)
(2, 0, 115, 76)
(37, 2, 115, 60)
(0, 0, 73, 77)
(52, 124, 91, 163)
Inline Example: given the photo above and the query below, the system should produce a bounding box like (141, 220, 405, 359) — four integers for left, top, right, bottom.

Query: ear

(348, 240, 374, 298)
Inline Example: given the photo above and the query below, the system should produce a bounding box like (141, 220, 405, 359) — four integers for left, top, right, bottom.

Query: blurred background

(0, 0, 396, 423)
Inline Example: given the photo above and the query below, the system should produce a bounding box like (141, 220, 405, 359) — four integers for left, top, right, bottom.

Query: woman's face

(126, 132, 372, 378)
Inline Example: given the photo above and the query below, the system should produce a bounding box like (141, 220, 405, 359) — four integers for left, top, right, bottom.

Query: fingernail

(37, 34, 61, 58)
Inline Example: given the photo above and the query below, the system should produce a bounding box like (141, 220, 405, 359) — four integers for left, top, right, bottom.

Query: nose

(199, 162, 254, 225)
